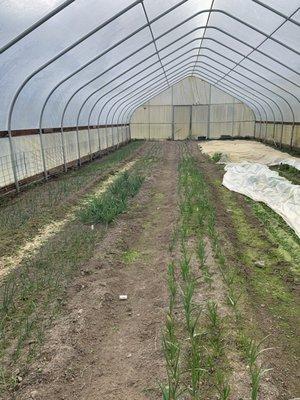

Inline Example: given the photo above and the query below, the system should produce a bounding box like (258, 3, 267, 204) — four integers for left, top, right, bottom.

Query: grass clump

(79, 171, 144, 224)
(122, 249, 140, 264)
(270, 164, 300, 185)
(211, 152, 222, 163)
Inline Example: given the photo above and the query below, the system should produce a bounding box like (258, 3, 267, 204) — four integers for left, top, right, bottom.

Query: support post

(38, 129, 48, 179)
(60, 129, 67, 172)
(7, 133, 19, 192)
(207, 83, 211, 139)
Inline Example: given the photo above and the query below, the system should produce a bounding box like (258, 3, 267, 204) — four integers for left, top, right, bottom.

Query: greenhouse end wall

(130, 77, 255, 140)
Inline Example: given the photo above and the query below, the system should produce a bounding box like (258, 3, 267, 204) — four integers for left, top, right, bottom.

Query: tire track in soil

(14, 141, 181, 400)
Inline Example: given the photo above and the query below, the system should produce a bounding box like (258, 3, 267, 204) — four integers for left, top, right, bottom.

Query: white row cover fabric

(200, 140, 300, 169)
(0, 0, 299, 132)
(223, 163, 300, 237)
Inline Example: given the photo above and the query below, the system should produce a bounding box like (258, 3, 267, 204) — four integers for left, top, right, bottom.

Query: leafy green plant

(211, 152, 222, 163)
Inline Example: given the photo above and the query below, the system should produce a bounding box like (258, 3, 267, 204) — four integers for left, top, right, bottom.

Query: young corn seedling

(216, 371, 231, 400)
(180, 252, 191, 283)
(167, 263, 177, 312)
(196, 237, 210, 280)
(243, 336, 272, 367)
(241, 335, 273, 400)
(162, 335, 181, 400)
(250, 365, 272, 400)
(182, 280, 196, 335)
(189, 336, 205, 399)
(207, 300, 220, 330)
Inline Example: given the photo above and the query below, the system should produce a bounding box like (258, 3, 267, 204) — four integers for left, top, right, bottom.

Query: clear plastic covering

(0, 0, 299, 134)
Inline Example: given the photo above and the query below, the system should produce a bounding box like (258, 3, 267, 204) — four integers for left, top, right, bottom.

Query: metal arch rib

(0, 0, 75, 54)
(6, 2, 300, 189)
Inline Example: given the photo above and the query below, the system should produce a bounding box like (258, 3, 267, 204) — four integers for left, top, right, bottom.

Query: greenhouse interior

(0, 1, 299, 399)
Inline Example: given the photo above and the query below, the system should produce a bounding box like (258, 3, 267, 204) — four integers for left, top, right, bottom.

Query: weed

(211, 152, 223, 163)
(122, 249, 140, 264)
(271, 164, 300, 186)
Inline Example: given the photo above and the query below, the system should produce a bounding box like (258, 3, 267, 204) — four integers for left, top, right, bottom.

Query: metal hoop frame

(1, 0, 299, 191)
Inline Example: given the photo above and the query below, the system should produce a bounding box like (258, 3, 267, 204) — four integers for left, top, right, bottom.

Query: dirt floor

(1, 141, 299, 400)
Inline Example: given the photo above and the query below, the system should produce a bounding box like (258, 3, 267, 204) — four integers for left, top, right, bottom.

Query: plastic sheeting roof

(0, 0, 299, 133)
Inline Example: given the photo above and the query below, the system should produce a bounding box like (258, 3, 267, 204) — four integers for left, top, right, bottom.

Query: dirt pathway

(15, 141, 181, 400)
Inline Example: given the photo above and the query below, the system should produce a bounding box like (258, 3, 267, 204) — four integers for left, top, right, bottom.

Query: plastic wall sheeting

(0, 0, 299, 133)
(131, 76, 255, 139)
(254, 123, 300, 149)
(0, 128, 129, 190)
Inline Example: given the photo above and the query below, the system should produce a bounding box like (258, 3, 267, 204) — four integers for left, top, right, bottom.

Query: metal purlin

(192, 0, 215, 74)
(215, 6, 300, 85)
(214, 6, 300, 145)
(3, 3, 299, 190)
(140, 1, 170, 86)
(251, 0, 300, 24)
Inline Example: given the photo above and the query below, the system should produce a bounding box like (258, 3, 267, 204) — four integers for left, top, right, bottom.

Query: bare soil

(12, 141, 180, 400)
